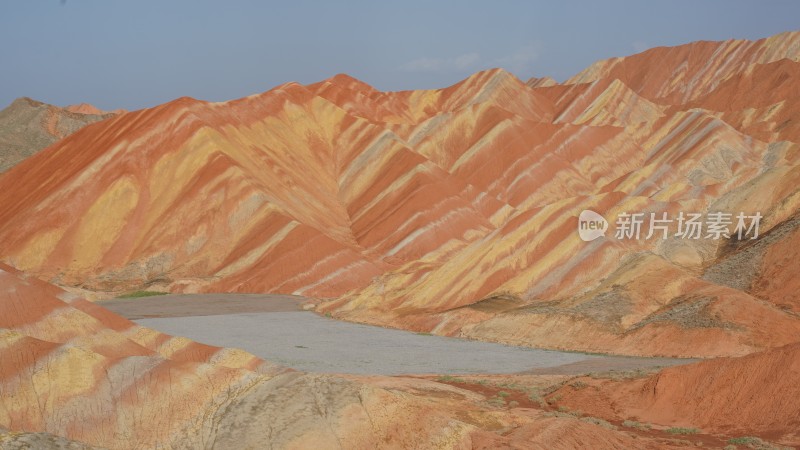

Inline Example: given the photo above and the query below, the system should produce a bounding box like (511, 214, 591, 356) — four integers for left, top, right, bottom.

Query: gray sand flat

(523, 355, 699, 375)
(135, 309, 695, 376)
(98, 293, 304, 319)
(109, 294, 696, 375)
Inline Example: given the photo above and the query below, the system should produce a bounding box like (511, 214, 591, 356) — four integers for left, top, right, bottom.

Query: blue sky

(1, 0, 798, 111)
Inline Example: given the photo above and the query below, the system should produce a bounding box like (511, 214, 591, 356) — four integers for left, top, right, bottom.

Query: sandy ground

(523, 355, 700, 375)
(101, 294, 695, 375)
(136, 311, 603, 375)
(112, 293, 697, 375)
(98, 293, 305, 319)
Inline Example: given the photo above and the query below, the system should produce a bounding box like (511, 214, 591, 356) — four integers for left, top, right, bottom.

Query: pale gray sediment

(110, 294, 695, 376)
(98, 293, 305, 319)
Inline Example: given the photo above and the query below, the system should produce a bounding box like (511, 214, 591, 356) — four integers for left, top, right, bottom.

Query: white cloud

(399, 42, 542, 76)
(492, 43, 542, 73)
(400, 52, 481, 72)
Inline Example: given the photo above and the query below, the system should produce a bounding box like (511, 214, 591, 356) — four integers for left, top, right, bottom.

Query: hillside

(1, 32, 800, 358)
(548, 342, 800, 445)
(1, 263, 696, 449)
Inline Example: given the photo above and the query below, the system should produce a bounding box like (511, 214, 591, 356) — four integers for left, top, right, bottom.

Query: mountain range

(2, 30, 800, 449)
(2, 32, 800, 359)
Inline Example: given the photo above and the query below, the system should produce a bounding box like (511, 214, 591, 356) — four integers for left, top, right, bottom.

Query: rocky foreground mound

(4, 261, 800, 447)
(548, 341, 800, 446)
(3, 262, 730, 449)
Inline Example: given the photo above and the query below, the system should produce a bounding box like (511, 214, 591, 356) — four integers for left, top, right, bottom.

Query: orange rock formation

(2, 30, 800, 449)
(1, 32, 799, 361)
(1, 262, 709, 448)
(548, 342, 800, 446)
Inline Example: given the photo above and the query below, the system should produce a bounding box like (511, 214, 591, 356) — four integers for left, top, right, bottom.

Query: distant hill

(0, 97, 119, 172)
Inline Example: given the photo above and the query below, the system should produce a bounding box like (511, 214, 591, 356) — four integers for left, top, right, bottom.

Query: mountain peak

(8, 97, 45, 109)
(64, 103, 106, 115)
(324, 73, 376, 92)
(565, 31, 800, 102)
(468, 67, 518, 81)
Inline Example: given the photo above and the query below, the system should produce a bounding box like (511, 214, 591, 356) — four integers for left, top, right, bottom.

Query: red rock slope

(0, 262, 279, 446)
(2, 32, 800, 358)
(549, 342, 800, 446)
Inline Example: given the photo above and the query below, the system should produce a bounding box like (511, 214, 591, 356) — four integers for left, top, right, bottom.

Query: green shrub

(622, 420, 651, 430)
(665, 427, 700, 435)
(435, 375, 466, 384)
(117, 290, 168, 298)
(581, 416, 617, 430)
(487, 396, 506, 407)
(726, 436, 787, 449)
(554, 406, 582, 417)
(527, 392, 547, 408)
(728, 437, 761, 445)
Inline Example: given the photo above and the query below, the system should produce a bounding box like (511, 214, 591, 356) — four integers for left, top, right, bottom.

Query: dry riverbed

(99, 294, 696, 376)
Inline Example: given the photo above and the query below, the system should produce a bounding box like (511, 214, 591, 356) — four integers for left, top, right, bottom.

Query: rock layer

(1, 263, 701, 449)
(548, 342, 800, 446)
(2, 33, 800, 358)
(3, 31, 800, 448)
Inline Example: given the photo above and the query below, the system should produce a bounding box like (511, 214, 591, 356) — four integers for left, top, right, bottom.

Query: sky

(1, 0, 799, 111)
